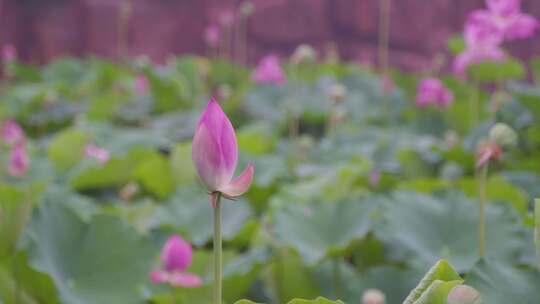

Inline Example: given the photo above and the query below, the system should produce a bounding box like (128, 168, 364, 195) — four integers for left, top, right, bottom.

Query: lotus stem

(213, 193, 222, 304)
(478, 163, 488, 258)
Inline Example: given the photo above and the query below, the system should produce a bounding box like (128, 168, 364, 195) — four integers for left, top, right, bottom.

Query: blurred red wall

(1, 0, 539, 70)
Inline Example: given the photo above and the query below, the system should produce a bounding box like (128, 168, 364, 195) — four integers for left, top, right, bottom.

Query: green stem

(470, 80, 480, 129)
(534, 199, 540, 270)
(333, 258, 343, 300)
(213, 193, 222, 304)
(478, 163, 488, 258)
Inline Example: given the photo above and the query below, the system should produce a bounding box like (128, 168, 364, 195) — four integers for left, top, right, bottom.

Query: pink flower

(476, 140, 503, 168)
(472, 0, 539, 40)
(204, 24, 221, 48)
(192, 98, 254, 200)
(150, 235, 202, 288)
(8, 142, 29, 177)
(453, 19, 506, 76)
(251, 55, 286, 85)
(85, 144, 110, 164)
(416, 77, 454, 108)
(134, 74, 149, 94)
(1, 120, 24, 146)
(2, 44, 16, 63)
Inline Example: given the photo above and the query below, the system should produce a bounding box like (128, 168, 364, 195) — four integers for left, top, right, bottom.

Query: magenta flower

(8, 142, 29, 177)
(204, 24, 221, 48)
(2, 44, 16, 63)
(470, 0, 538, 41)
(453, 20, 506, 76)
(134, 74, 149, 94)
(252, 55, 286, 85)
(1, 120, 24, 146)
(416, 77, 454, 108)
(150, 235, 202, 288)
(85, 144, 110, 164)
(192, 98, 254, 200)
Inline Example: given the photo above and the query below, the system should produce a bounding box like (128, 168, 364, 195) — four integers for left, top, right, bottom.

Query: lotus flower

(476, 140, 503, 168)
(192, 98, 254, 200)
(8, 142, 29, 177)
(85, 144, 110, 164)
(251, 55, 286, 85)
(453, 19, 506, 76)
(150, 235, 202, 288)
(2, 44, 16, 63)
(1, 119, 24, 145)
(469, 0, 538, 41)
(204, 24, 221, 48)
(416, 77, 454, 108)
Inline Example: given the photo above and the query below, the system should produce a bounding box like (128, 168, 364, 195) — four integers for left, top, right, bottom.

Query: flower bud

(328, 84, 347, 104)
(291, 44, 317, 65)
(8, 142, 29, 177)
(447, 285, 481, 304)
(362, 289, 386, 304)
(239, 1, 255, 16)
(489, 122, 517, 148)
(192, 98, 254, 199)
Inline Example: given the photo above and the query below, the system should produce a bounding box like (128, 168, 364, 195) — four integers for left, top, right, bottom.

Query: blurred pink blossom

(416, 77, 454, 108)
(476, 140, 502, 168)
(204, 24, 221, 48)
(252, 55, 286, 85)
(150, 235, 202, 288)
(134, 74, 149, 94)
(453, 19, 506, 76)
(8, 142, 29, 177)
(2, 44, 16, 63)
(85, 144, 110, 164)
(1, 120, 24, 146)
(470, 0, 538, 41)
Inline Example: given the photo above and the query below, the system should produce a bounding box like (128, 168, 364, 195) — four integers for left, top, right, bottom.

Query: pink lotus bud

(416, 78, 454, 108)
(150, 235, 202, 288)
(1, 119, 24, 145)
(204, 24, 221, 48)
(362, 289, 386, 304)
(476, 140, 502, 168)
(192, 98, 254, 199)
(2, 44, 16, 63)
(161, 235, 192, 273)
(8, 142, 29, 177)
(251, 55, 286, 86)
(134, 74, 149, 94)
(85, 144, 110, 164)
(447, 285, 481, 304)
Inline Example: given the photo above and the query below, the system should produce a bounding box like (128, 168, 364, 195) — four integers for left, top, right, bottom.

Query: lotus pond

(2, 28, 540, 304)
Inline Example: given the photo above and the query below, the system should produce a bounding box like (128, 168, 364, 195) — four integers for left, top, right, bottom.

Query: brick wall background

(1, 0, 539, 70)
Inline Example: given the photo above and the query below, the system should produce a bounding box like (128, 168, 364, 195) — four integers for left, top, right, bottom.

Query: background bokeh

(2, 0, 540, 69)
